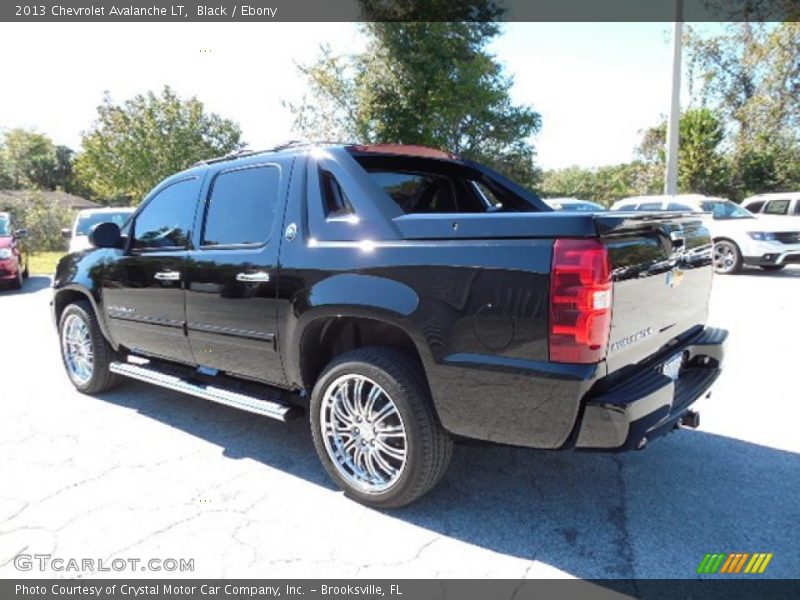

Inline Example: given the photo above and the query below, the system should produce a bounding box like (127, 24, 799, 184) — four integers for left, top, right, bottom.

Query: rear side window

(202, 166, 280, 246)
(320, 170, 354, 219)
(795, 201, 800, 215)
(744, 200, 765, 213)
(134, 178, 198, 249)
(764, 199, 790, 215)
(667, 203, 692, 211)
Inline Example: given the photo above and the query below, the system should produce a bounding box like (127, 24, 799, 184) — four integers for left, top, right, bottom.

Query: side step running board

(109, 361, 298, 422)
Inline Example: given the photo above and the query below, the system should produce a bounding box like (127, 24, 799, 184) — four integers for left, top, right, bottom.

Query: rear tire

(713, 240, 742, 275)
(310, 347, 452, 509)
(760, 265, 785, 272)
(59, 300, 120, 394)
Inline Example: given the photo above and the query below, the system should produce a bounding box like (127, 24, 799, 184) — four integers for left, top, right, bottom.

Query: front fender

(52, 250, 116, 348)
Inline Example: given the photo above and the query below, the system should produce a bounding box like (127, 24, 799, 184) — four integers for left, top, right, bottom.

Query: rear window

(638, 202, 663, 210)
(667, 203, 692, 211)
(368, 171, 469, 213)
(764, 199, 790, 215)
(0, 215, 9, 236)
(616, 204, 636, 211)
(350, 152, 540, 214)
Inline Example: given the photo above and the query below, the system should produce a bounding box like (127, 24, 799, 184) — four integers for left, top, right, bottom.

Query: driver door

(103, 176, 203, 364)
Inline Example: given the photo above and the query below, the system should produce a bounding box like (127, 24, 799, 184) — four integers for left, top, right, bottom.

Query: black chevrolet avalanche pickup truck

(52, 143, 727, 507)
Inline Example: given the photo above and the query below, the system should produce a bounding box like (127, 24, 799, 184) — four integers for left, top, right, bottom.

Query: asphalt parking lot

(1, 267, 799, 581)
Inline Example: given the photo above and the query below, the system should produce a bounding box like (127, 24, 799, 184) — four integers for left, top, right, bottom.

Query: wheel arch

(54, 286, 116, 349)
(296, 313, 431, 394)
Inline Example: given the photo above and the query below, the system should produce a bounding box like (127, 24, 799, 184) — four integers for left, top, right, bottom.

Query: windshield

(0, 216, 9, 236)
(75, 211, 132, 235)
(701, 200, 753, 220)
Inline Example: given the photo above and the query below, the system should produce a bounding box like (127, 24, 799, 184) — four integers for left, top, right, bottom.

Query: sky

(0, 22, 725, 171)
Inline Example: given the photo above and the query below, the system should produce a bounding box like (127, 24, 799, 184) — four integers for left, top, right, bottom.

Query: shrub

(2, 192, 73, 253)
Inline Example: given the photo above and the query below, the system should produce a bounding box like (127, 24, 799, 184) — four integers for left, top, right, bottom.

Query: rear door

(103, 176, 202, 364)
(184, 160, 291, 386)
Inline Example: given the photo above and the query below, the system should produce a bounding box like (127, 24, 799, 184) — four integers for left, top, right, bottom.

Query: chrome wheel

(61, 313, 94, 385)
(713, 241, 739, 274)
(320, 374, 408, 495)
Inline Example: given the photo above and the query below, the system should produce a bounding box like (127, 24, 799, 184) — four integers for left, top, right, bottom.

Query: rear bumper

(575, 327, 727, 451)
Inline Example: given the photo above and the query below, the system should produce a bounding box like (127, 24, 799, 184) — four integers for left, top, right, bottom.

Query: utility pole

(664, 0, 683, 195)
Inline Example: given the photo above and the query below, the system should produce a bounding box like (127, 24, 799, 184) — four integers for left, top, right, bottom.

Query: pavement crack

(609, 456, 639, 587)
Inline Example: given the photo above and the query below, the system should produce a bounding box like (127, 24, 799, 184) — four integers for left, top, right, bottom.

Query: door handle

(154, 270, 181, 281)
(236, 271, 270, 283)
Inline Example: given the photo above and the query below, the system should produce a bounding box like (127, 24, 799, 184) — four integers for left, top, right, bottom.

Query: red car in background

(0, 212, 29, 289)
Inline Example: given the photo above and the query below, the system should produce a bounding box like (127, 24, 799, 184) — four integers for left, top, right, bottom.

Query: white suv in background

(742, 192, 800, 217)
(610, 194, 800, 274)
(62, 207, 135, 254)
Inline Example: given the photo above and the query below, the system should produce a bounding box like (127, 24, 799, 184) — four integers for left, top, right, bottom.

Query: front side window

(701, 200, 753, 220)
(202, 166, 279, 246)
(134, 178, 199, 249)
(764, 199, 790, 215)
(76, 211, 132, 236)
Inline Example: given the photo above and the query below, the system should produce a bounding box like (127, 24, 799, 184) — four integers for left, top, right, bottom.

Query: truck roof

(192, 141, 460, 167)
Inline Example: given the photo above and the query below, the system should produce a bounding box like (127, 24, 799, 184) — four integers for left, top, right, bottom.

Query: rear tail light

(549, 239, 612, 363)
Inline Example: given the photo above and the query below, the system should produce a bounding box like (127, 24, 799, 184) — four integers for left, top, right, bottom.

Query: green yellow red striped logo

(697, 553, 773, 574)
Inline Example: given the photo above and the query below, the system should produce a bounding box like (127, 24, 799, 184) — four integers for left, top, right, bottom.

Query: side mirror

(61, 228, 72, 239)
(88, 222, 122, 248)
(14, 228, 28, 239)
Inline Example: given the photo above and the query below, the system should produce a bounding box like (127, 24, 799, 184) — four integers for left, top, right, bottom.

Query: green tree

(1, 128, 57, 189)
(539, 162, 661, 207)
(75, 86, 244, 203)
(686, 23, 800, 197)
(289, 17, 541, 185)
(687, 23, 799, 144)
(0, 129, 80, 192)
(636, 108, 731, 196)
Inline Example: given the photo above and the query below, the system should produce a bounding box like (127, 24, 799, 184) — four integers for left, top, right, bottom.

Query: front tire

(59, 300, 120, 394)
(310, 347, 453, 509)
(713, 240, 742, 275)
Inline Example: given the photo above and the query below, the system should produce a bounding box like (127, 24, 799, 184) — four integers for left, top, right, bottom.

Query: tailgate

(595, 212, 714, 374)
